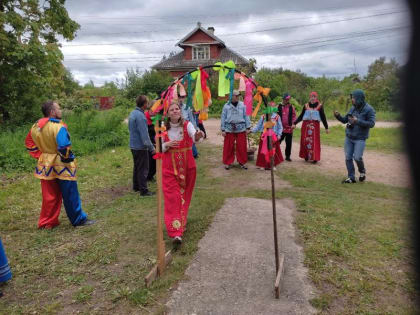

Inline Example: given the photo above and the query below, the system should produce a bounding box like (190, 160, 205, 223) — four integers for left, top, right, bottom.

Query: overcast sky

(61, 0, 411, 86)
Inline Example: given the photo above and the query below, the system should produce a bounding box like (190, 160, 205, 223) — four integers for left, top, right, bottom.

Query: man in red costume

(25, 101, 95, 228)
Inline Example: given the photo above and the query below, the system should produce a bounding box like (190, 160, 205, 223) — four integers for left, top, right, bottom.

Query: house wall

(184, 47, 192, 60)
(210, 45, 220, 59)
(183, 30, 214, 43)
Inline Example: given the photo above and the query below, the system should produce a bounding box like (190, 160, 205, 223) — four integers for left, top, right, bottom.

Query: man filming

(334, 89, 376, 183)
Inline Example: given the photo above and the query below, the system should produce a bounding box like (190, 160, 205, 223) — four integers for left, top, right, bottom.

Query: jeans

(192, 143, 198, 158)
(344, 137, 366, 180)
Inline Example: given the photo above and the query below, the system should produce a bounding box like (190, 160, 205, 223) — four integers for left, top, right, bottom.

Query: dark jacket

(336, 103, 376, 140)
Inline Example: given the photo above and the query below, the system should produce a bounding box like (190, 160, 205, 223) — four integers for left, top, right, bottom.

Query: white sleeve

(187, 122, 197, 142)
(162, 142, 169, 152)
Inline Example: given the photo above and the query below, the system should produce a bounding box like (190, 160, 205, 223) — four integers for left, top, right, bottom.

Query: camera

(346, 115, 355, 129)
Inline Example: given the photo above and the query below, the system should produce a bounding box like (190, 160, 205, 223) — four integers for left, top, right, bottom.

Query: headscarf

(309, 91, 319, 103)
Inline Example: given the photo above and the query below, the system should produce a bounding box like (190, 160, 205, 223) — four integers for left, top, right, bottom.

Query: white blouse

(162, 121, 197, 152)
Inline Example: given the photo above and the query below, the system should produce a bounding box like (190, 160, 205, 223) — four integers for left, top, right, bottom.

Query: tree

(363, 57, 400, 111)
(0, 0, 79, 124)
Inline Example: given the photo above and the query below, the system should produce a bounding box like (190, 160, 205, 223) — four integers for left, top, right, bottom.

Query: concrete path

(166, 198, 316, 315)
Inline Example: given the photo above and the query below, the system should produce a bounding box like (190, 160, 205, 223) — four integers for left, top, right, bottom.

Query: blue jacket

(128, 107, 154, 151)
(221, 101, 251, 133)
(336, 103, 376, 140)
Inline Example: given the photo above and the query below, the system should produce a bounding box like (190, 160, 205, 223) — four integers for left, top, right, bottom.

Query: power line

(62, 11, 407, 47)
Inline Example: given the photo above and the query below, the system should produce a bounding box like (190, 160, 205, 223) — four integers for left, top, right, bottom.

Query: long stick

(155, 122, 166, 275)
(268, 135, 279, 273)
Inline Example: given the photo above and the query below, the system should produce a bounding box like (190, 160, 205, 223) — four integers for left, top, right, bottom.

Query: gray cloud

(62, 0, 410, 85)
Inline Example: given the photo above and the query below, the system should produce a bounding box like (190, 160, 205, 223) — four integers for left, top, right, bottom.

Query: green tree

(363, 57, 400, 111)
(0, 0, 79, 124)
(123, 69, 173, 100)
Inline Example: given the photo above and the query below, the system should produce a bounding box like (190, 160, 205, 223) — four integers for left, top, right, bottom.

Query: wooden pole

(155, 122, 166, 275)
(267, 136, 280, 275)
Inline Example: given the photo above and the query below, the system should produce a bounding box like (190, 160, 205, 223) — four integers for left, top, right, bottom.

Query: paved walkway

(166, 198, 316, 315)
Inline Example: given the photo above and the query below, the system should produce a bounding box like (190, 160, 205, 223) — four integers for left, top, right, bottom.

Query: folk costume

(0, 238, 12, 284)
(278, 94, 296, 160)
(252, 113, 284, 169)
(220, 99, 251, 166)
(25, 118, 88, 228)
(162, 121, 197, 238)
(294, 92, 329, 162)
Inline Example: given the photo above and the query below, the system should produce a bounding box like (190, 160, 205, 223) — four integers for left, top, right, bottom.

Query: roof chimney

(207, 26, 215, 34)
(197, 21, 201, 28)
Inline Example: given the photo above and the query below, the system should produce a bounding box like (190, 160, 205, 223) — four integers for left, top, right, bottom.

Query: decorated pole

(155, 119, 166, 274)
(145, 105, 172, 287)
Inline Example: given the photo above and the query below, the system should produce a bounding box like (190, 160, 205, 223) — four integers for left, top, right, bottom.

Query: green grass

(293, 126, 404, 154)
(275, 169, 415, 314)
(0, 141, 415, 314)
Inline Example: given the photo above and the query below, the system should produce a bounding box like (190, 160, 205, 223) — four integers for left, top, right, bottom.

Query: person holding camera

(334, 89, 376, 183)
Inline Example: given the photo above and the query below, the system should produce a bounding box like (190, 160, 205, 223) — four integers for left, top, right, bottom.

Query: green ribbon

(191, 68, 203, 111)
(151, 114, 162, 125)
(213, 60, 235, 97)
(182, 73, 194, 109)
(263, 107, 278, 114)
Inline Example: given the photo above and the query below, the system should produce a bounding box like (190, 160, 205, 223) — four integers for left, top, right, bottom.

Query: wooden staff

(263, 97, 284, 299)
(155, 120, 166, 274)
(145, 115, 172, 287)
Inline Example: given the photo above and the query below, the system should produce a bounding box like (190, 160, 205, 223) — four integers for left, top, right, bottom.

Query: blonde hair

(165, 102, 184, 131)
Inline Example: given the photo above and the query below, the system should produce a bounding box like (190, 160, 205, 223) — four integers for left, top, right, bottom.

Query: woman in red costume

(162, 102, 204, 245)
(294, 91, 329, 163)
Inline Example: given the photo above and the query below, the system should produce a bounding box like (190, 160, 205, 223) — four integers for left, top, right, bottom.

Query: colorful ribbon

(226, 68, 235, 103)
(153, 153, 164, 160)
(151, 114, 162, 125)
(213, 60, 235, 97)
(263, 106, 278, 114)
(182, 73, 194, 109)
(252, 86, 271, 118)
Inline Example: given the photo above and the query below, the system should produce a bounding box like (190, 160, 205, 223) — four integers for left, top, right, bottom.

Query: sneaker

(239, 164, 248, 170)
(341, 178, 356, 184)
(224, 164, 231, 170)
(77, 219, 96, 227)
(173, 236, 182, 246)
(312, 161, 318, 164)
(140, 190, 155, 196)
(286, 157, 292, 162)
(273, 167, 277, 171)
(259, 167, 265, 170)
(359, 173, 366, 182)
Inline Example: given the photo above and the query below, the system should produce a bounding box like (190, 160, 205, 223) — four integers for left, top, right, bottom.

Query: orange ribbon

(252, 86, 271, 118)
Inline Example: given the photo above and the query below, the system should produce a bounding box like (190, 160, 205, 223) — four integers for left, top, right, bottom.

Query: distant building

(152, 22, 251, 77)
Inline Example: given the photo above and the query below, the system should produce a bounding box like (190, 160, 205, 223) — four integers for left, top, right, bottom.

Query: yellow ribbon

(252, 86, 271, 118)
(213, 60, 235, 97)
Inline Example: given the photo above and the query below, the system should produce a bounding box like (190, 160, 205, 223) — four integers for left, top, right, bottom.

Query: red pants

(222, 132, 248, 165)
(39, 179, 62, 228)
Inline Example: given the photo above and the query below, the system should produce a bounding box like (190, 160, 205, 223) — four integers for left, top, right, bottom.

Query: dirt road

(202, 119, 410, 187)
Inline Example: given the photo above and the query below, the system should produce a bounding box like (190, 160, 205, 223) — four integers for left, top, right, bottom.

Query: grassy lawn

(0, 141, 415, 313)
(293, 126, 404, 154)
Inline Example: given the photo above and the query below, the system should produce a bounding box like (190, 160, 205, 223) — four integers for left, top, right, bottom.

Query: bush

(0, 108, 130, 175)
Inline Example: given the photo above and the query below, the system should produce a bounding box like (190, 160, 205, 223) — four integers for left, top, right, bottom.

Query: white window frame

(192, 45, 210, 60)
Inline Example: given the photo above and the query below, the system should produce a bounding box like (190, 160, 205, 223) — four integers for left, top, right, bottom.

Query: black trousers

(147, 151, 156, 180)
(131, 149, 149, 192)
(198, 122, 207, 138)
(280, 132, 293, 158)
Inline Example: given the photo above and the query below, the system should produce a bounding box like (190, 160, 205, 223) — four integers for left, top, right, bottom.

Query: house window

(192, 45, 210, 60)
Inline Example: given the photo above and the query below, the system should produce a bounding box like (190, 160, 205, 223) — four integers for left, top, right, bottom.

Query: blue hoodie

(336, 89, 376, 140)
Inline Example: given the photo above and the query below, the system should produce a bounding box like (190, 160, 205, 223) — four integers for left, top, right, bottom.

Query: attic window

(192, 45, 210, 60)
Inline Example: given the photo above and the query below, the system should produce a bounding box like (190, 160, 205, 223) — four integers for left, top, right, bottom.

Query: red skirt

(299, 120, 321, 161)
(256, 138, 284, 168)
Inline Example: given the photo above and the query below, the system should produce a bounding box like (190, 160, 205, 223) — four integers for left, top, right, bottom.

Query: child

(252, 102, 284, 170)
